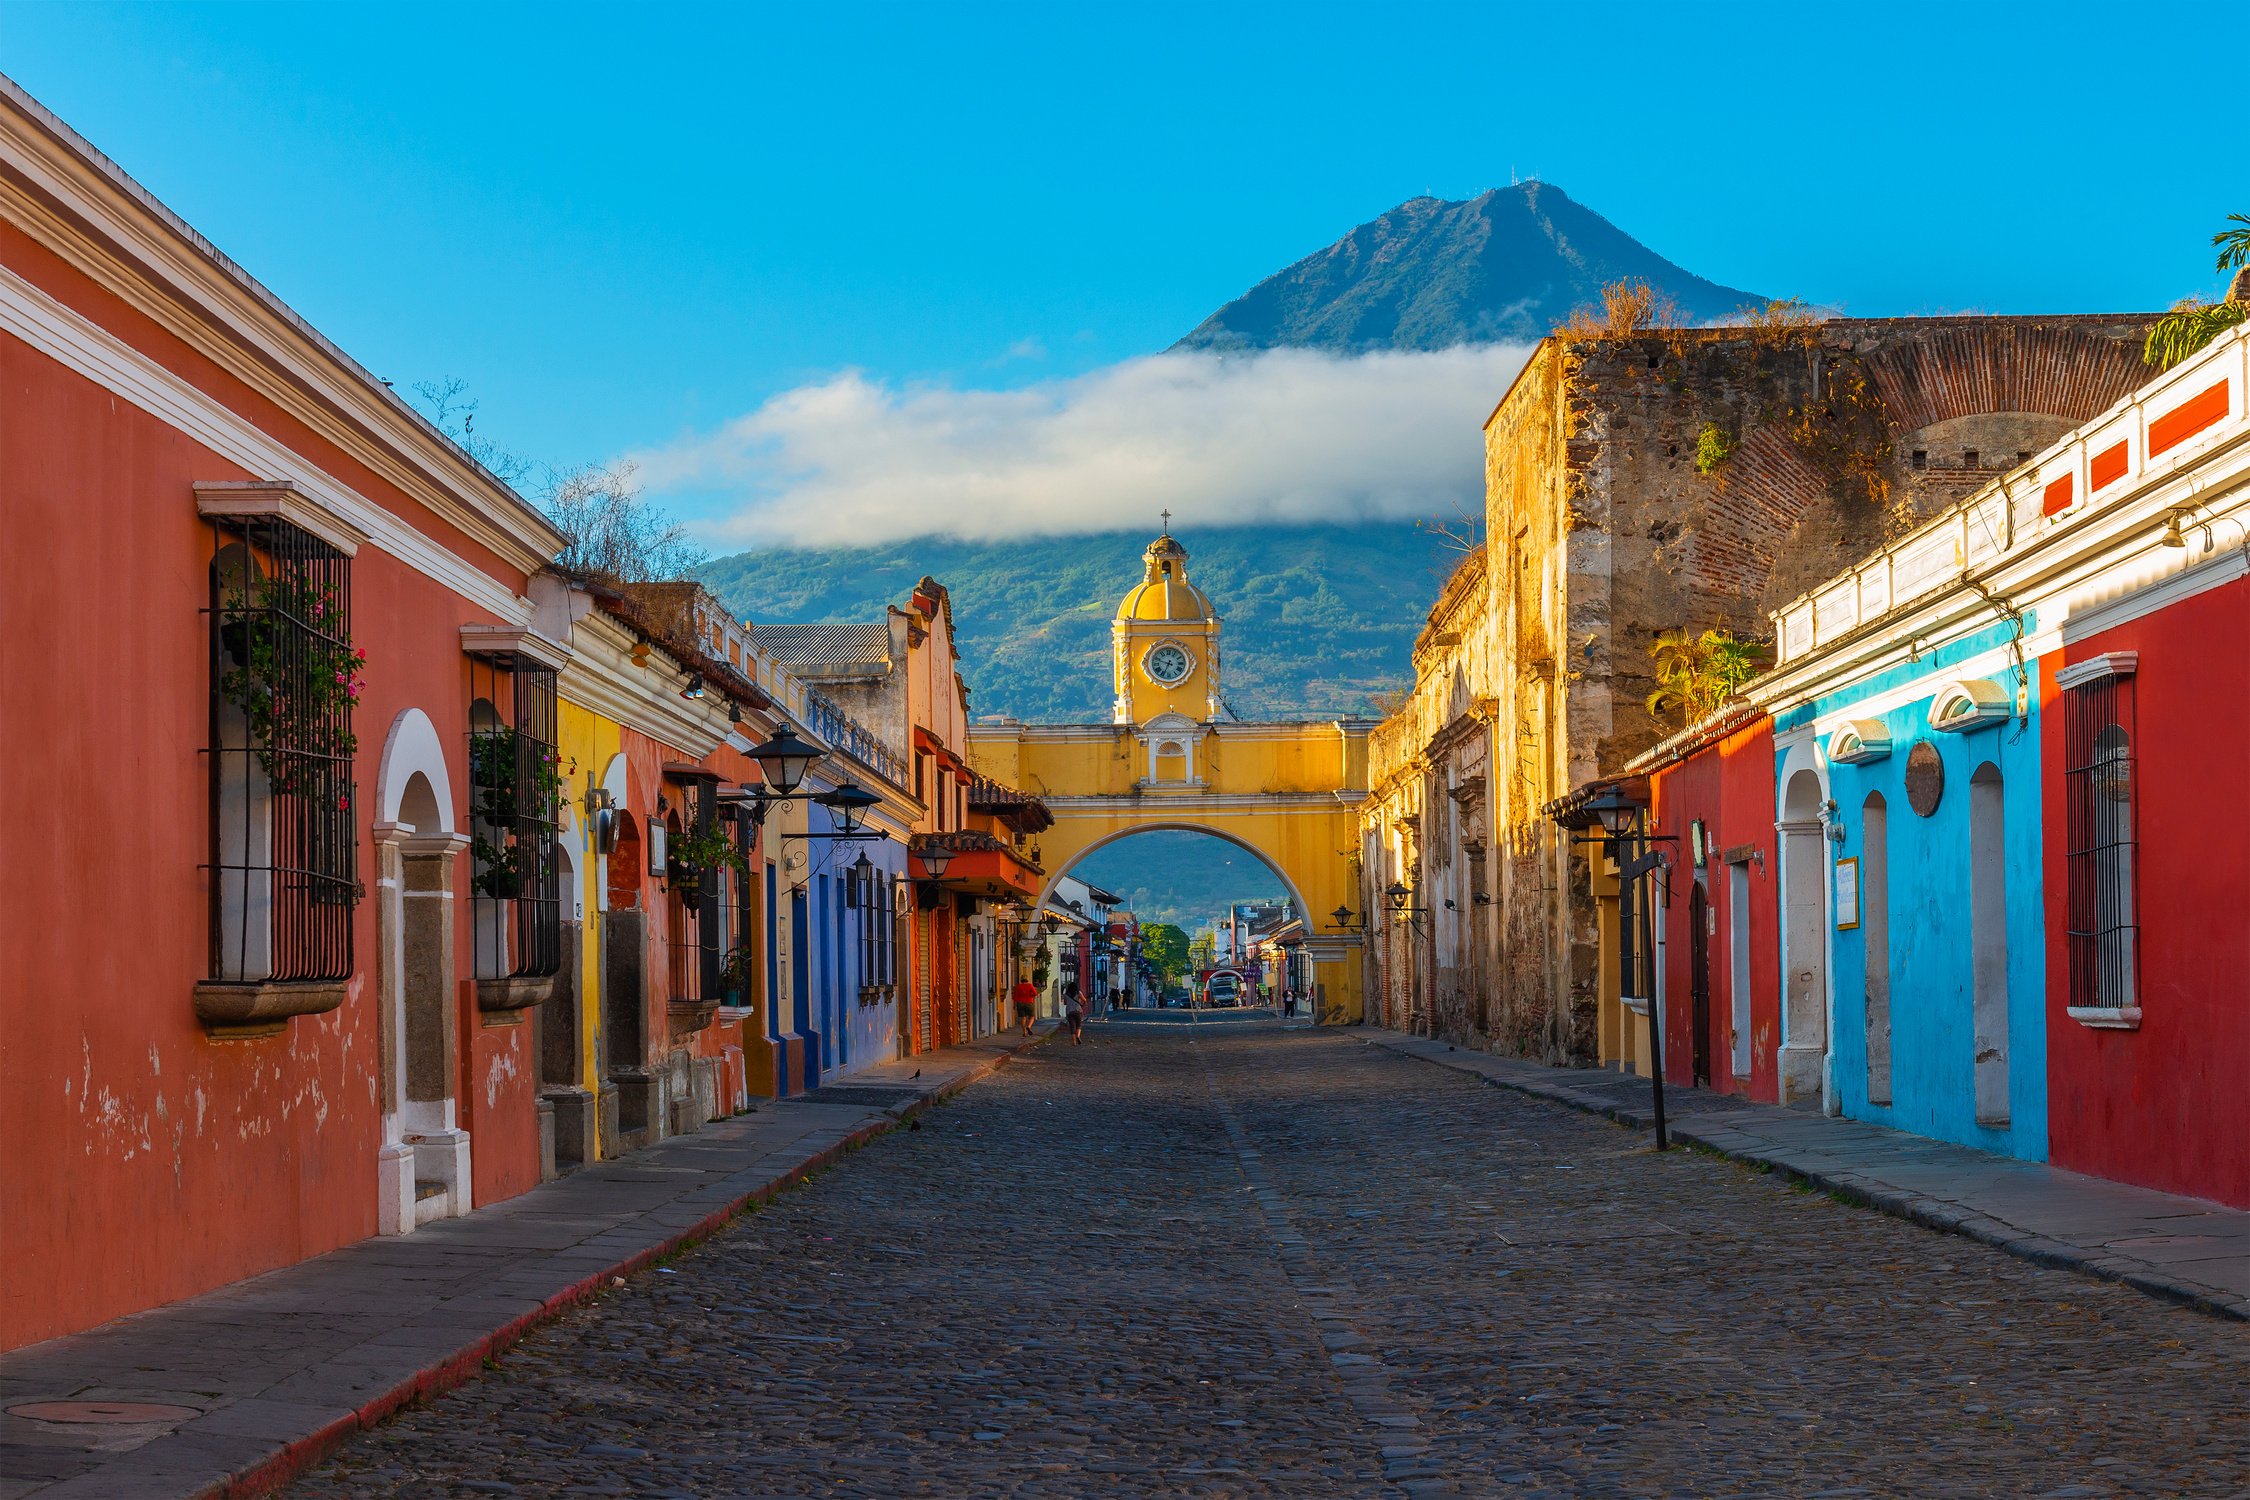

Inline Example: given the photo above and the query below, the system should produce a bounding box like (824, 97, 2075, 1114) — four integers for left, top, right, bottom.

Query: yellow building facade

(968, 530, 1373, 1022)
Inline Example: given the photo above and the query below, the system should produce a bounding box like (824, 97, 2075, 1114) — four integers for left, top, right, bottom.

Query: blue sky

(6, 1, 2237, 540)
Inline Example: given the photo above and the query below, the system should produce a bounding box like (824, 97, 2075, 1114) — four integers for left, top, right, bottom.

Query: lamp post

(1581, 783, 1669, 1151)
(728, 728, 886, 844)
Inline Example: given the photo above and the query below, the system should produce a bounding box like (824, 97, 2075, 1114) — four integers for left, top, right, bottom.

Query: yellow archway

(968, 528, 1372, 1022)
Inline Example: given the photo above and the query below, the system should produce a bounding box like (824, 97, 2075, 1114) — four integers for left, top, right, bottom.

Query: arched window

(206, 518, 358, 985)
(465, 653, 562, 982)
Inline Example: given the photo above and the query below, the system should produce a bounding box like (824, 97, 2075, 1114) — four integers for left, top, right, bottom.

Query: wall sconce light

(586, 786, 618, 856)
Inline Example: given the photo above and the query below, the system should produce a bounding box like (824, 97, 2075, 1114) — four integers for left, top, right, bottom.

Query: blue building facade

(1772, 618, 2050, 1160)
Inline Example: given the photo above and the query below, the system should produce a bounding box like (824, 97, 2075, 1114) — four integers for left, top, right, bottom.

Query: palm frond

(2144, 298, 2249, 369)
(2215, 213, 2250, 275)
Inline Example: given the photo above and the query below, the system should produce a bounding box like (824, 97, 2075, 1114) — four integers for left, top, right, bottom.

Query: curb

(213, 1035, 1044, 1500)
(1359, 1033, 2248, 1325)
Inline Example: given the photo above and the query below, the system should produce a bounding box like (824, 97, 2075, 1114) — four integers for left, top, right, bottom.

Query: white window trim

(2054, 651, 2139, 691)
(2066, 1005, 2143, 1031)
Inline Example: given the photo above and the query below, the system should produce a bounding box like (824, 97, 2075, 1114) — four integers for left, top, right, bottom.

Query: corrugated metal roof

(751, 622, 891, 673)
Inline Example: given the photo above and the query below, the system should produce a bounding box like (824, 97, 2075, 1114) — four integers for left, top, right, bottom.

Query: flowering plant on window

(668, 821, 743, 894)
(219, 573, 363, 797)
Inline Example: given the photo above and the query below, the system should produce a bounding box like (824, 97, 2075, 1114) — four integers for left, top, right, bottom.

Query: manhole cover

(7, 1400, 201, 1424)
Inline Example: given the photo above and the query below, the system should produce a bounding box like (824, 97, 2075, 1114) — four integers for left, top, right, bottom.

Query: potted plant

(668, 820, 741, 897)
(719, 944, 755, 1004)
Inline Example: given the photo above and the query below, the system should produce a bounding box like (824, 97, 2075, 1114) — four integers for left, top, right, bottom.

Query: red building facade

(1640, 716, 1784, 1103)
(2039, 575, 2250, 1206)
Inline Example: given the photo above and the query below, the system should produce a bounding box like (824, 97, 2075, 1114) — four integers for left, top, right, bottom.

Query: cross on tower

(1159, 509, 1172, 535)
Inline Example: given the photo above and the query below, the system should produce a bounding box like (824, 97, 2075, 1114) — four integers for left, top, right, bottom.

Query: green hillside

(1067, 829, 1291, 932)
(697, 522, 1460, 722)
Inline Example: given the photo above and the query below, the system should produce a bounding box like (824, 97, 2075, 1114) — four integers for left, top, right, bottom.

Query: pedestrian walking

(1011, 976, 1038, 1033)
(1063, 984, 1085, 1045)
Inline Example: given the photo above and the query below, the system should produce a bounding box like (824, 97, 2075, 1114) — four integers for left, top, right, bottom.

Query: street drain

(7, 1400, 202, 1424)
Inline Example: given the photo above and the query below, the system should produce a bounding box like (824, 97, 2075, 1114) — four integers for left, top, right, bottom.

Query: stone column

(372, 821, 416, 1235)
(402, 831, 473, 1219)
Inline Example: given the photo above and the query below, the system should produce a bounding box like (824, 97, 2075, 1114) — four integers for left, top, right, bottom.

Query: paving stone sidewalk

(1362, 1028, 2249, 1320)
(0, 1028, 1048, 1500)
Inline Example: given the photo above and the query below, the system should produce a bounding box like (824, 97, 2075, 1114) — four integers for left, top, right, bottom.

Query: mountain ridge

(695, 184, 1759, 919)
(1175, 182, 1763, 352)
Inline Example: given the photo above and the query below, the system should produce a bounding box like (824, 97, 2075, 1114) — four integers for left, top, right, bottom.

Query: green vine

(669, 820, 743, 881)
(218, 572, 362, 798)
(469, 728, 563, 899)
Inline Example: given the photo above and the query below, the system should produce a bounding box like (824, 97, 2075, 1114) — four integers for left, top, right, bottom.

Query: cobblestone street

(288, 1022, 2249, 1499)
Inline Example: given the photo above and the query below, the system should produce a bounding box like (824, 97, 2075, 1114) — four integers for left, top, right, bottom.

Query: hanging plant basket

(667, 857, 702, 896)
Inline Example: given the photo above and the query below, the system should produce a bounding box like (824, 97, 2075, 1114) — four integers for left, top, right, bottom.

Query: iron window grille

(662, 781, 722, 1006)
(206, 515, 360, 984)
(467, 655, 563, 980)
(2065, 672, 2138, 1010)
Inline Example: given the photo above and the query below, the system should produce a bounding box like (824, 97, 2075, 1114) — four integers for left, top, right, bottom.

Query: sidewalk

(0, 1028, 1048, 1500)
(1361, 1029, 2248, 1322)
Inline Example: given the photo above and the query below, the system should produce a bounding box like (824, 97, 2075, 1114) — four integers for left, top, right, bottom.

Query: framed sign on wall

(1834, 855, 1861, 931)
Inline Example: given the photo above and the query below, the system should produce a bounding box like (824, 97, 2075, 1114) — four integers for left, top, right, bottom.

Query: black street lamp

(731, 729, 888, 846)
(1329, 904, 1366, 932)
(915, 841, 955, 880)
(1384, 881, 1427, 924)
(1577, 780, 1672, 1151)
(749, 728, 822, 797)
(817, 780, 881, 836)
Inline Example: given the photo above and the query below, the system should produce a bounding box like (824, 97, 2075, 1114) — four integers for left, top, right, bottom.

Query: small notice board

(1834, 856, 1860, 931)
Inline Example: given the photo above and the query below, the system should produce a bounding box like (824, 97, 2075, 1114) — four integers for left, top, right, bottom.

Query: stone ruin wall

(1435, 315, 2153, 1066)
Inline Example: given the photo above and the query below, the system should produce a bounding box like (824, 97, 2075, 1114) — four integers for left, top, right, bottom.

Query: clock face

(1144, 643, 1192, 685)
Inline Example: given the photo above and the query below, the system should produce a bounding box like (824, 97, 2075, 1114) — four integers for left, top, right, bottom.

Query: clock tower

(1112, 522, 1221, 729)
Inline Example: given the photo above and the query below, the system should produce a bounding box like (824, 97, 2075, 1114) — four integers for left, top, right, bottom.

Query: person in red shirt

(1011, 977, 1039, 1033)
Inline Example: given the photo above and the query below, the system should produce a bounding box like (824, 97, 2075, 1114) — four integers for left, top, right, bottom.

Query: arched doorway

(1862, 791, 1893, 1108)
(1687, 880, 1712, 1087)
(1779, 764, 1832, 1108)
(603, 807, 651, 1152)
(373, 708, 470, 1234)
(540, 808, 593, 1172)
(1969, 763, 2009, 1128)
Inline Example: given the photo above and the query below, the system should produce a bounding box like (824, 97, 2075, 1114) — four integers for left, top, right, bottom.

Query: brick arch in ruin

(1687, 322, 2155, 603)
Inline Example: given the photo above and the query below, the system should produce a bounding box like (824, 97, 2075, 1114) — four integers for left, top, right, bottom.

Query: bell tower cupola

(1112, 516, 1221, 726)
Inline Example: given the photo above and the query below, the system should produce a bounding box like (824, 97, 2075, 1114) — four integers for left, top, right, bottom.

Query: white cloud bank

(633, 343, 1534, 549)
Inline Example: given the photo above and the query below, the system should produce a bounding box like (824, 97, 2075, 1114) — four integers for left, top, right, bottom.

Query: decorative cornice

(2053, 651, 2139, 691)
(194, 479, 366, 558)
(0, 260, 529, 620)
(0, 81, 565, 575)
(459, 623, 572, 671)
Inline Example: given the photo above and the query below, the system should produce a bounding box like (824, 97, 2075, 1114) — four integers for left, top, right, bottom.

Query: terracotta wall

(0, 328, 516, 1348)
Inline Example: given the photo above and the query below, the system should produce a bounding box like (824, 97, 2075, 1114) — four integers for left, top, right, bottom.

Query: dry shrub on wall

(1559, 278, 1682, 338)
(1736, 296, 1824, 351)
